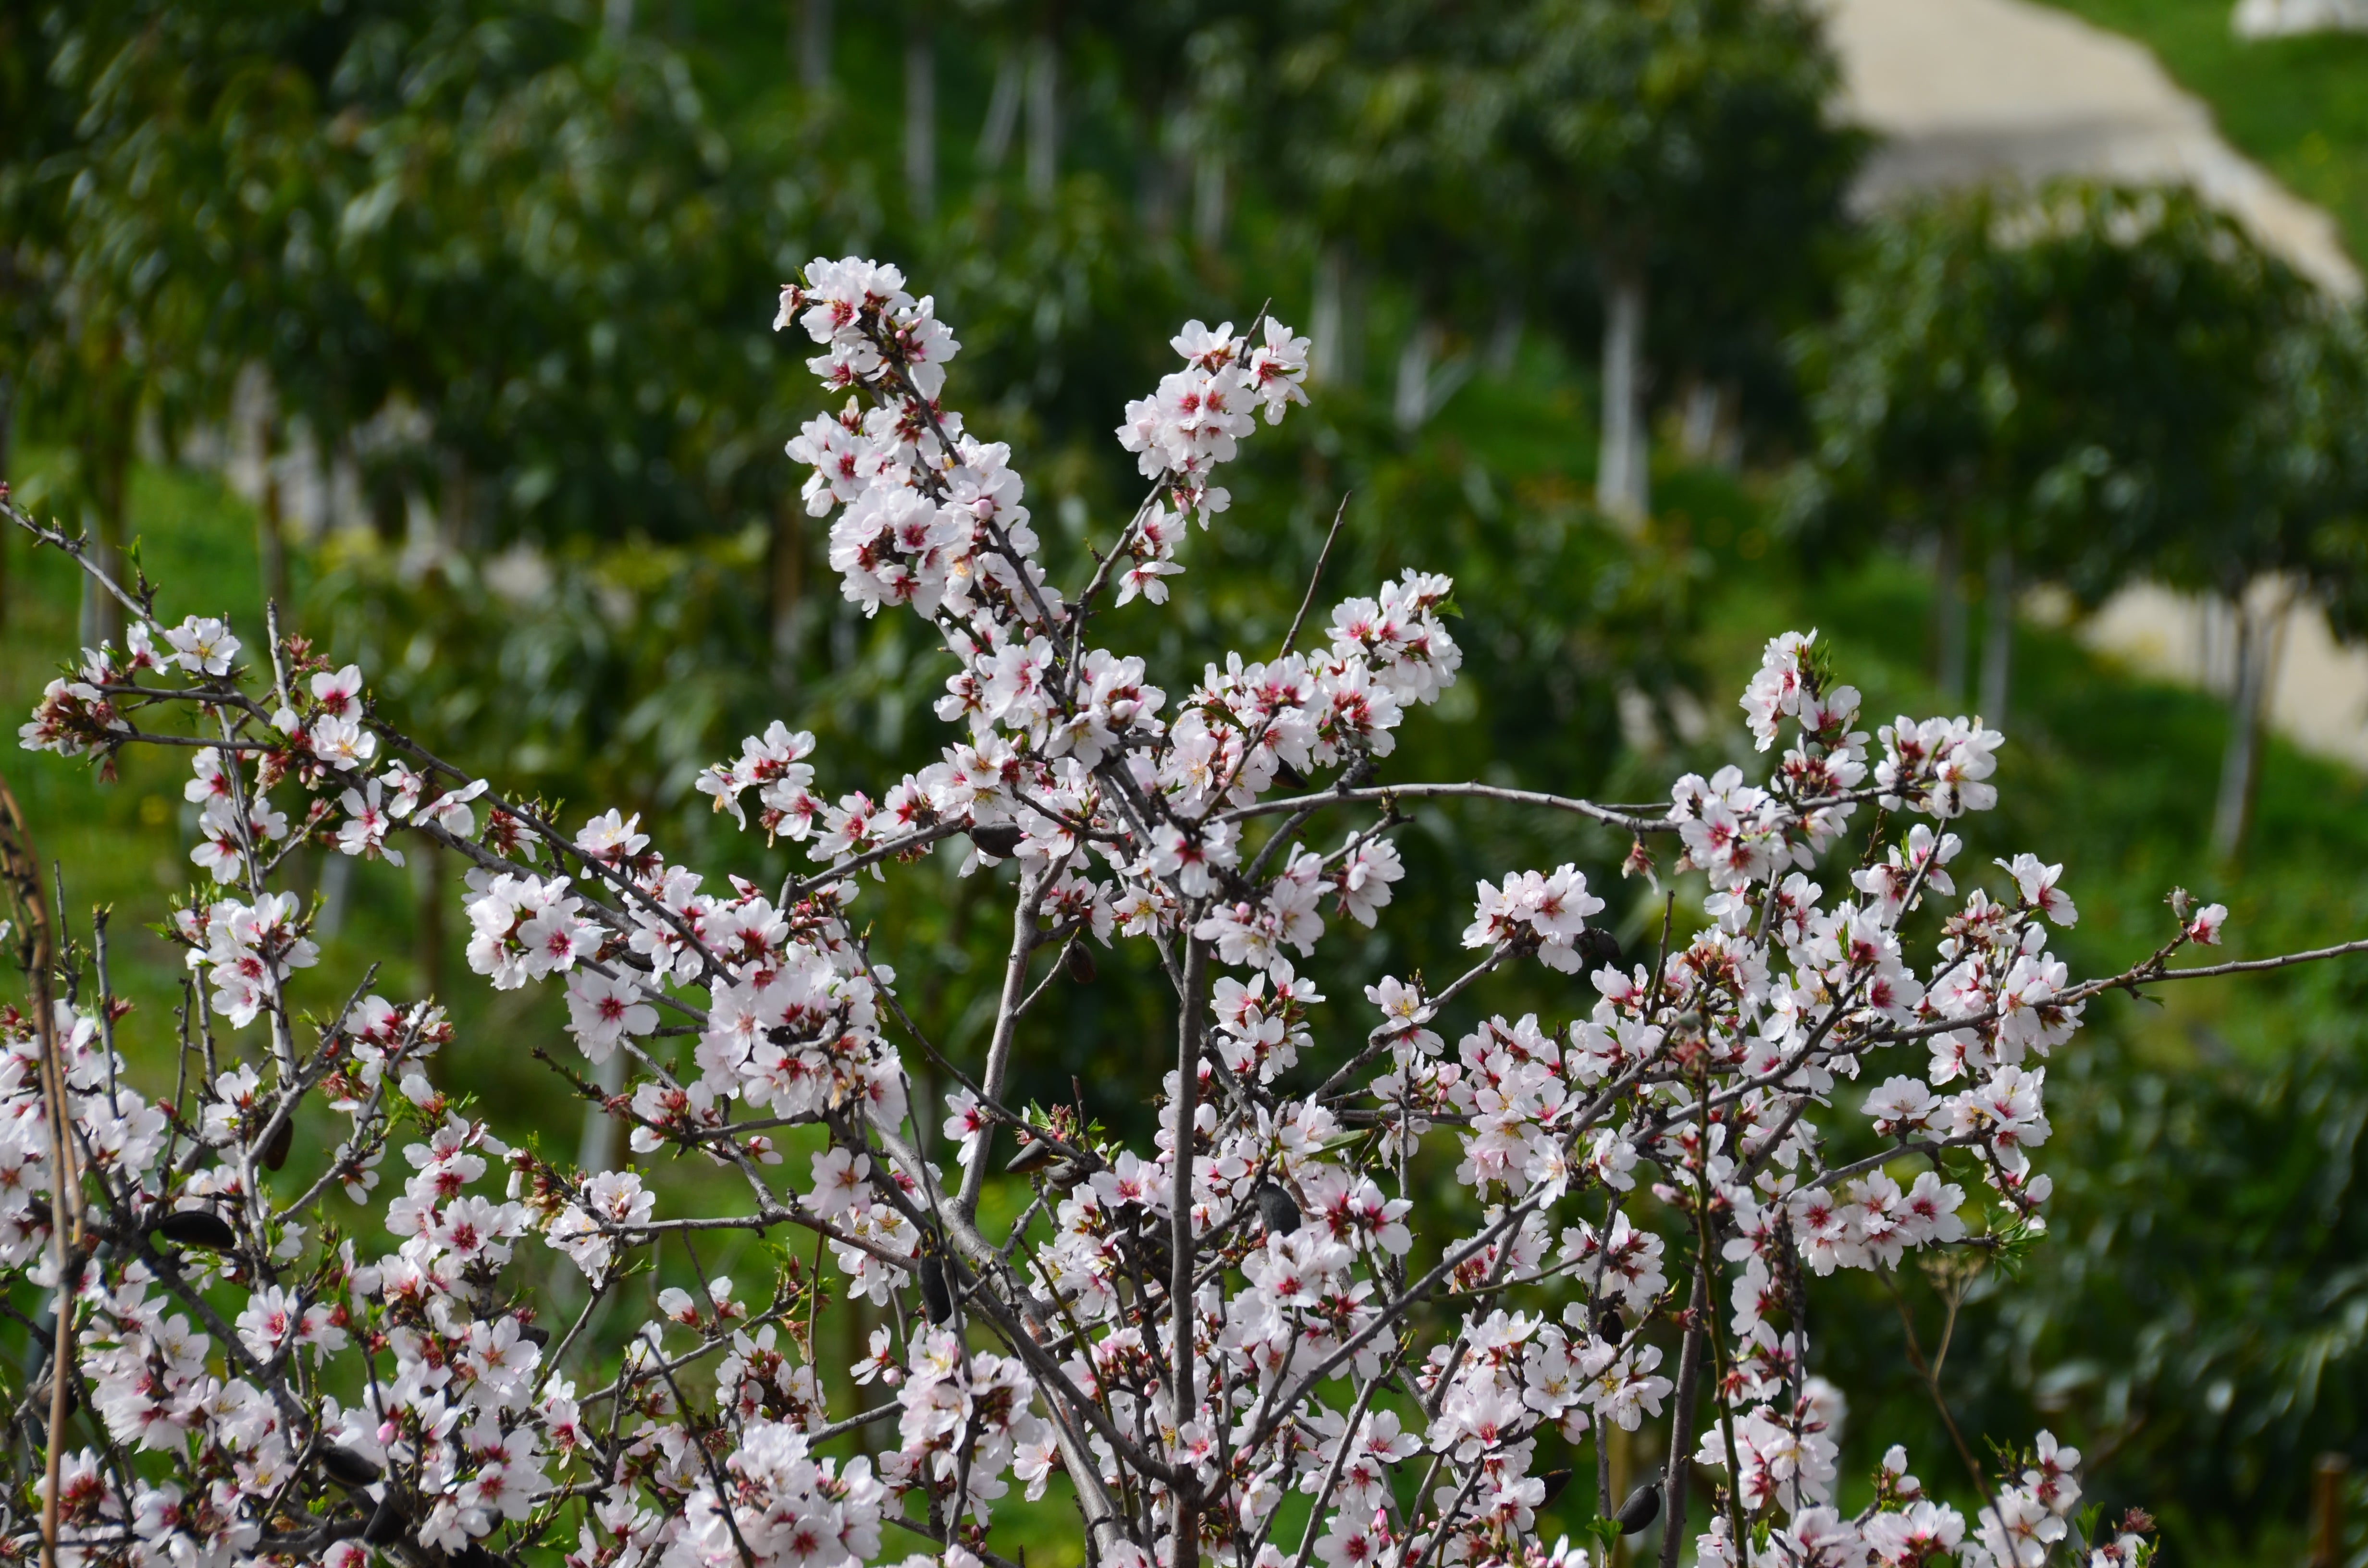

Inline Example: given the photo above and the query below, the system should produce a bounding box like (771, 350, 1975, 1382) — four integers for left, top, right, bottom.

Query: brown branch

(0, 768, 78, 1568)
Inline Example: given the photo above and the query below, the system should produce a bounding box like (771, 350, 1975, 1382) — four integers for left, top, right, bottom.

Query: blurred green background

(8, 2, 2368, 1564)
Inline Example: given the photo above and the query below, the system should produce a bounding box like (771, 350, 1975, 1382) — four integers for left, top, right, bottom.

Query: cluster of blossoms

(15, 253, 2296, 1568)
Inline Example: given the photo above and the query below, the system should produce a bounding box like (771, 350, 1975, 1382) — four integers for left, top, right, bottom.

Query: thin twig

(1279, 493, 1352, 659)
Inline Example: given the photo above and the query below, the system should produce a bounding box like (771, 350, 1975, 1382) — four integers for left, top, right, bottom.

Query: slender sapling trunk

(1598, 259, 1649, 528)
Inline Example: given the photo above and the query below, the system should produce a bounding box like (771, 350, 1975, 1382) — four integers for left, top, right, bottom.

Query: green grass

(2033, 0, 2368, 270)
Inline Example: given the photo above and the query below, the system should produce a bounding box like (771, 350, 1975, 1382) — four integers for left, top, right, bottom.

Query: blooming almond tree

(8, 259, 2365, 1568)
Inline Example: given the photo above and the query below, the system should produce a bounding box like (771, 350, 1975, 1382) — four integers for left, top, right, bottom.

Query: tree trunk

(1978, 542, 2013, 726)
(1168, 938, 1209, 1568)
(1934, 521, 1967, 706)
(1485, 300, 1522, 378)
(1677, 379, 1717, 463)
(1656, 1260, 1712, 1568)
(1678, 379, 1737, 468)
(578, 1053, 626, 1173)
(1310, 245, 1347, 385)
(978, 47, 1022, 171)
(1597, 259, 1649, 528)
(1192, 148, 1227, 252)
(80, 434, 130, 650)
(316, 850, 353, 941)
(798, 0, 832, 92)
(1024, 29, 1058, 200)
(1393, 319, 1438, 433)
(259, 431, 290, 619)
(413, 840, 447, 1013)
(2211, 587, 2284, 861)
(903, 8, 936, 222)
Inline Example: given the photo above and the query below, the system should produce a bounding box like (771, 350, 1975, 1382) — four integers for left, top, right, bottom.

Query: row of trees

(15, 5, 2367, 866)
(0, 0, 1856, 624)
(1788, 184, 2368, 857)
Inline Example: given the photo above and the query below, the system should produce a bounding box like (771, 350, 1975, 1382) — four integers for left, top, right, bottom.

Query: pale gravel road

(1824, 0, 2358, 297)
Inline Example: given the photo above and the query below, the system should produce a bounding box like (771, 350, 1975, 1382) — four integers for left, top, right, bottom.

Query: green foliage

(1786, 182, 2368, 608)
(1512, 0, 1864, 372)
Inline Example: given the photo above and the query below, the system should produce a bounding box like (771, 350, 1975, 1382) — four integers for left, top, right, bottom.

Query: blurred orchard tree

(15, 8, 2368, 1558)
(1786, 184, 2368, 853)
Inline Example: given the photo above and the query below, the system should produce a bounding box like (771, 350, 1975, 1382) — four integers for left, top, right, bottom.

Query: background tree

(1788, 181, 2367, 839)
(1513, 0, 1856, 526)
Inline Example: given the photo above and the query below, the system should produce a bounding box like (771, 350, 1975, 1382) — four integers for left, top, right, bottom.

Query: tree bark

(903, 8, 936, 222)
(1978, 543, 2013, 726)
(2211, 586, 2284, 862)
(1597, 259, 1649, 528)
(1656, 1259, 1711, 1568)
(1170, 937, 1209, 1568)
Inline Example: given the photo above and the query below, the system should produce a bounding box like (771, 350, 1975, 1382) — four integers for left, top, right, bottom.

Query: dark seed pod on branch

(1063, 942, 1098, 985)
(917, 1254, 954, 1323)
(24, 1308, 55, 1377)
(1254, 1181, 1301, 1237)
(1615, 1481, 1662, 1535)
(260, 1115, 294, 1172)
(968, 823, 1024, 859)
(152, 1209, 237, 1252)
(1576, 926, 1624, 973)
(318, 1446, 382, 1489)
(1539, 1469, 1572, 1507)
(362, 1494, 407, 1545)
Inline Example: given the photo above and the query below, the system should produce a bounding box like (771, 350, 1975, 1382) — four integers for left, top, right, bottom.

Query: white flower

(164, 615, 241, 676)
(562, 972, 657, 1063)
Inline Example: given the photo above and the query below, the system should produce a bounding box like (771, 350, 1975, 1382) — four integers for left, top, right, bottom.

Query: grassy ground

(2033, 0, 2368, 270)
